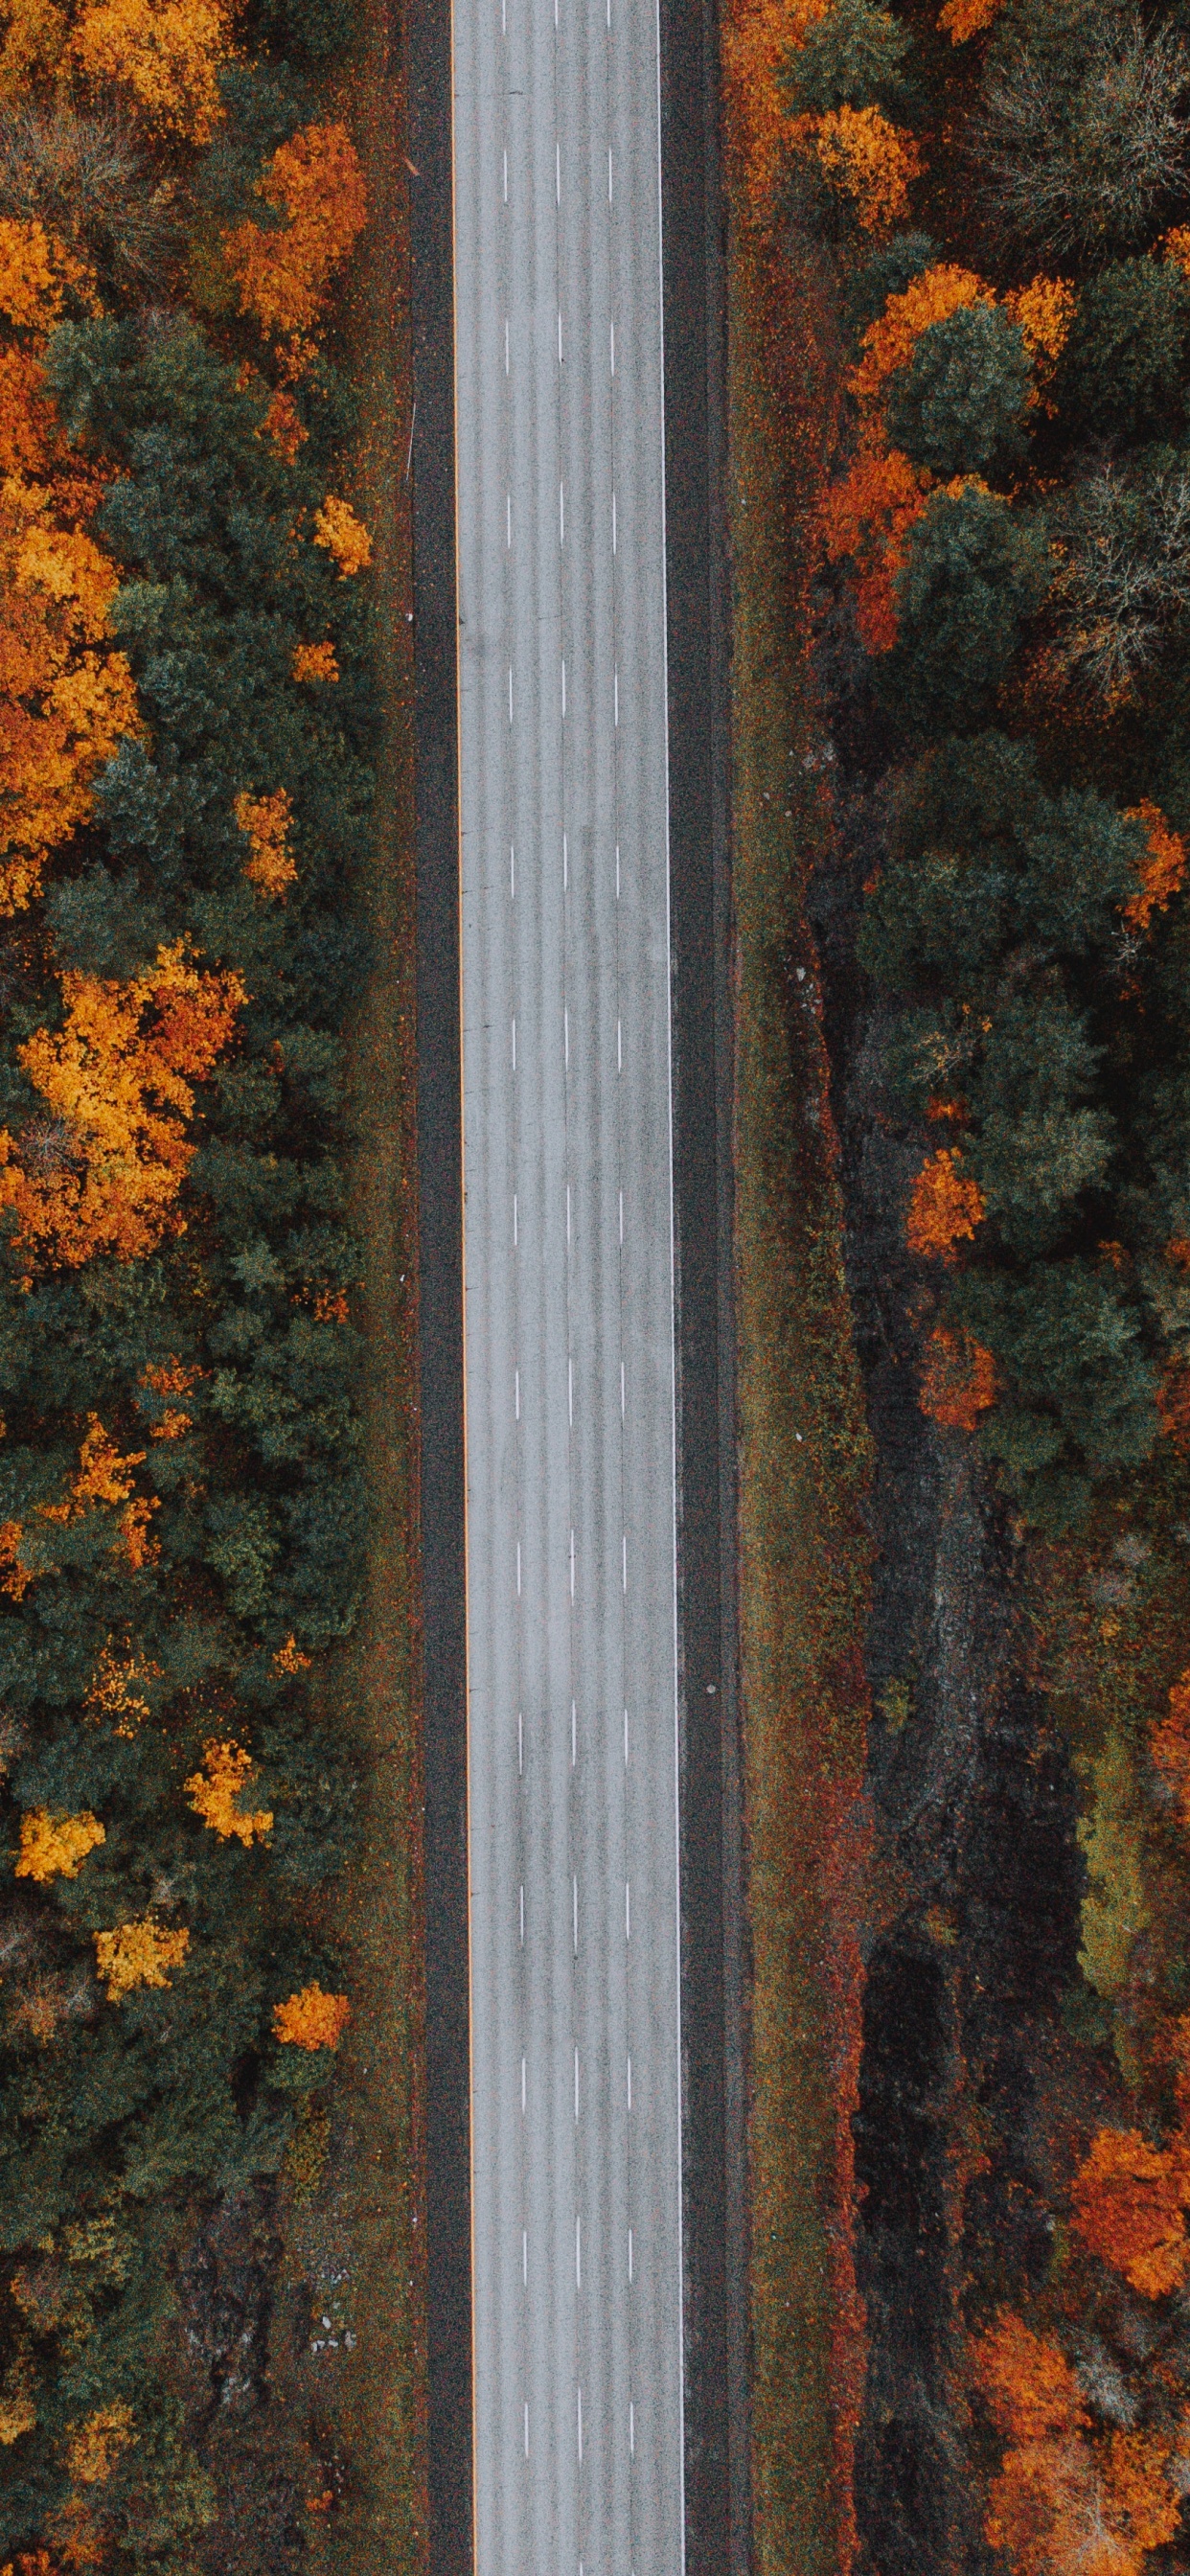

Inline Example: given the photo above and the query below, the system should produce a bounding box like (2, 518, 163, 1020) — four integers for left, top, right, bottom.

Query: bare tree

(0, 103, 178, 295)
(1051, 465, 1190, 696)
(974, 9, 1190, 259)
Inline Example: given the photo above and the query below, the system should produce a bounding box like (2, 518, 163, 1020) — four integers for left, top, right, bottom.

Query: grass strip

(727, 200, 872, 2576)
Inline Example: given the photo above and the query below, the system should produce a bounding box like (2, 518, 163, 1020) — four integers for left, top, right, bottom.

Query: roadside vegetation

(721, 48, 873, 2576)
(724, 0, 1190, 2569)
(0, 0, 420, 2568)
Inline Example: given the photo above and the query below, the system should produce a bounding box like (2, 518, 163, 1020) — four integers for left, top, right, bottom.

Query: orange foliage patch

(261, 387, 307, 459)
(1152, 1669, 1190, 1829)
(273, 1633, 311, 1673)
(1004, 275, 1075, 409)
(1161, 225, 1190, 279)
(905, 1148, 985, 1261)
(974, 2315, 1179, 2576)
(291, 638, 338, 683)
(184, 1738, 273, 1846)
(38, 1416, 157, 1570)
(311, 494, 371, 577)
(15, 1806, 104, 1882)
(0, 477, 140, 913)
(0, 945, 243, 1268)
(809, 104, 924, 233)
(919, 1325, 996, 1431)
(1070, 2126, 1190, 2296)
(1122, 798, 1187, 929)
(73, 0, 231, 143)
(234, 787, 295, 896)
(975, 2313, 1087, 2443)
(273, 1982, 350, 2049)
(65, 2404, 134, 2487)
(816, 443, 929, 649)
(938, 0, 1002, 34)
(85, 1641, 157, 1734)
(94, 1916, 189, 2001)
(223, 123, 367, 343)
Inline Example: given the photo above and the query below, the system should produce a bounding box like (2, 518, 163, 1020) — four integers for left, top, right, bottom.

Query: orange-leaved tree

(1069, 2125, 1190, 2296)
(1003, 275, 1075, 409)
(234, 787, 295, 897)
(15, 1806, 104, 1881)
(94, 1918, 189, 2001)
(905, 1148, 985, 1261)
(938, 0, 1002, 39)
(1153, 1669, 1190, 1828)
(273, 1983, 350, 2049)
(223, 122, 367, 349)
(73, 0, 232, 144)
(0, 476, 140, 912)
(973, 2312, 1180, 2576)
(919, 1325, 996, 1431)
(1122, 799, 1187, 930)
(0, 943, 244, 1267)
(312, 494, 371, 576)
(805, 102, 923, 232)
(817, 444, 929, 649)
(184, 1740, 273, 1847)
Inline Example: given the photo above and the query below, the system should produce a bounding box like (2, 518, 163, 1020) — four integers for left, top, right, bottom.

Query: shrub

(885, 298, 1030, 477)
(974, 2, 1190, 258)
(879, 486, 1050, 732)
(1061, 258, 1189, 445)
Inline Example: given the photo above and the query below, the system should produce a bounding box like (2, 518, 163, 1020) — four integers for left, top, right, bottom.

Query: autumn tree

(184, 1739, 273, 1846)
(816, 442, 928, 649)
(0, 476, 139, 912)
(1069, 2124, 1190, 2295)
(94, 1918, 189, 2001)
(0, 943, 244, 1267)
(905, 1147, 985, 1261)
(919, 1324, 996, 1430)
(15, 1806, 104, 1880)
(273, 1982, 349, 2048)
(973, 2312, 1180, 2576)
(73, 0, 233, 146)
(223, 121, 367, 350)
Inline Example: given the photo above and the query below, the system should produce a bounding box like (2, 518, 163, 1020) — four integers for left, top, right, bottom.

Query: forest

(721, 0, 1190, 2569)
(0, 0, 381, 2561)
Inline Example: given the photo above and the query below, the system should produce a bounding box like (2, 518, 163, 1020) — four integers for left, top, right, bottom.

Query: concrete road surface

(452, 0, 684, 2560)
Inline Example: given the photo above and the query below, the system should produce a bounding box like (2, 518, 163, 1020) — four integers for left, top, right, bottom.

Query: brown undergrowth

(727, 178, 873, 2576)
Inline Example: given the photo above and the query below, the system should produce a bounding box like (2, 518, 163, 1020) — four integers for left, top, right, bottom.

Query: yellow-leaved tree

(0, 943, 244, 1268)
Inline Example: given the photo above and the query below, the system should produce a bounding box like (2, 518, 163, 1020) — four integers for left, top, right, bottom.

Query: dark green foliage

(859, 731, 1189, 1526)
(885, 301, 1030, 479)
(1062, 258, 1189, 445)
(843, 229, 935, 341)
(879, 488, 1050, 733)
(781, 0, 912, 114)
(249, 0, 360, 61)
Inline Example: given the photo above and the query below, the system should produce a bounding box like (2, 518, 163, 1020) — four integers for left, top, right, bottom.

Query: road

(452, 0, 684, 2560)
